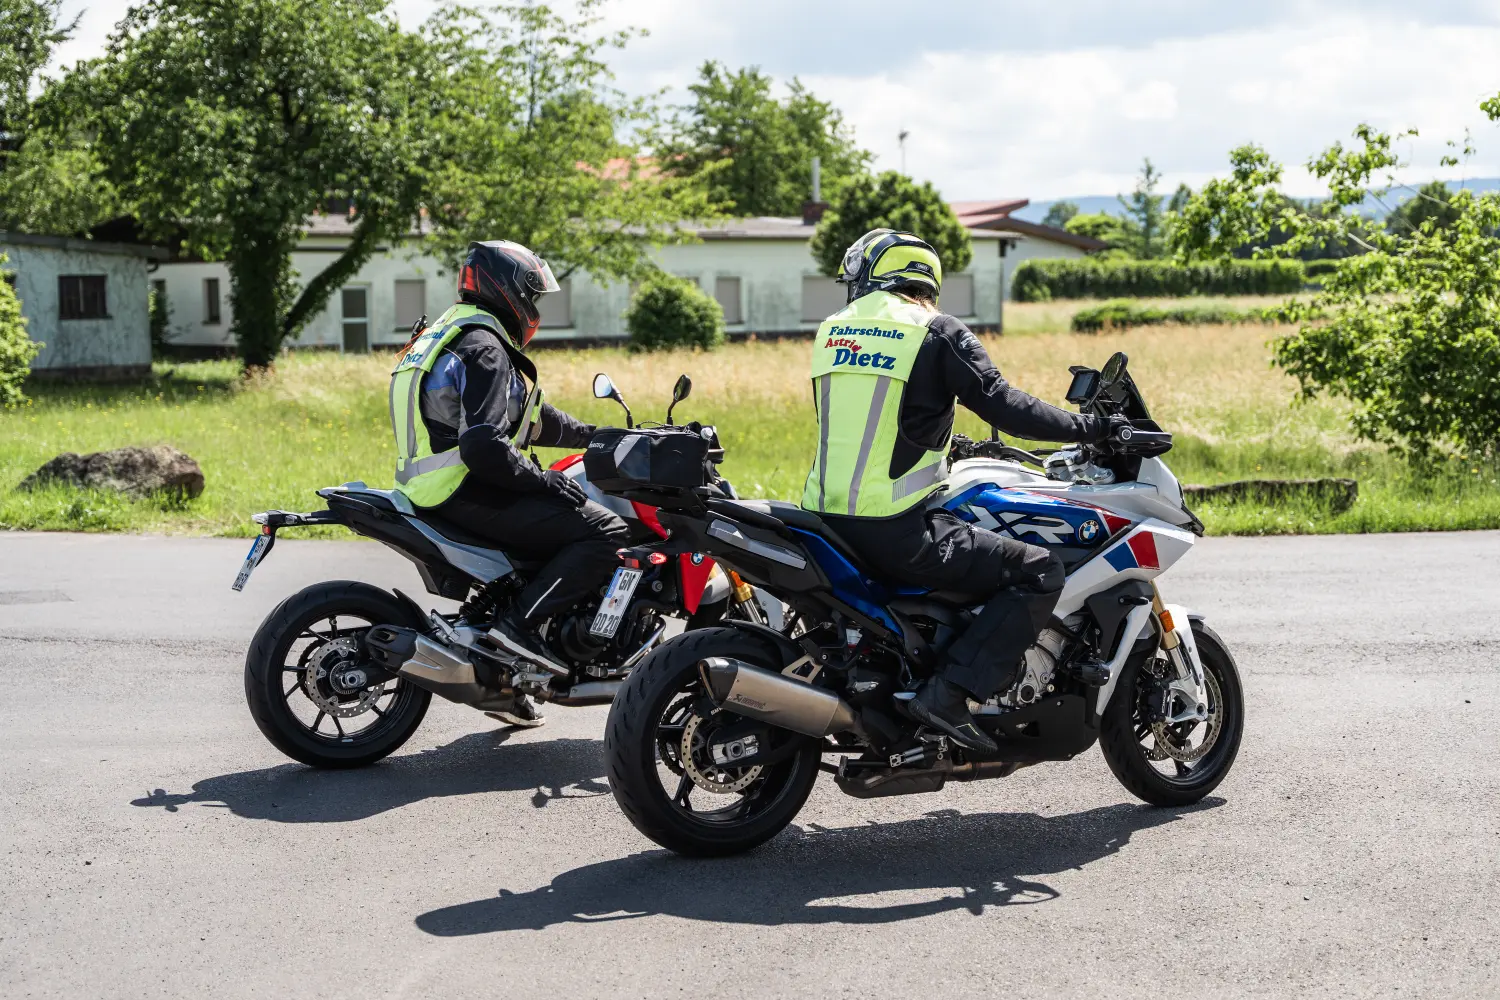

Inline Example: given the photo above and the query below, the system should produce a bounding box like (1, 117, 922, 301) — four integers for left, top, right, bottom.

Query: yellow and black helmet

(836, 229, 943, 303)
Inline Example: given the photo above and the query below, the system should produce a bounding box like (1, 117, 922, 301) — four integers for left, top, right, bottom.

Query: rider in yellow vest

(391, 240, 627, 726)
(802, 230, 1124, 752)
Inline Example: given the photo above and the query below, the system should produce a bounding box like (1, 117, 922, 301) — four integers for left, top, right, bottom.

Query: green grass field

(3, 320, 1497, 536)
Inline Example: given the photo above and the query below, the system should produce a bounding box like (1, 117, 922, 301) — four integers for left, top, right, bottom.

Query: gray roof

(693, 217, 1018, 241)
(0, 231, 171, 260)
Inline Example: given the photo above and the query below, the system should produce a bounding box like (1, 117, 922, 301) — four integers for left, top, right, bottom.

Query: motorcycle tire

(1100, 620, 1244, 806)
(605, 627, 821, 857)
(245, 580, 431, 769)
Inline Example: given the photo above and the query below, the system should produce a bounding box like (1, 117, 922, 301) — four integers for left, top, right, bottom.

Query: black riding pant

(437, 480, 630, 623)
(828, 505, 1066, 700)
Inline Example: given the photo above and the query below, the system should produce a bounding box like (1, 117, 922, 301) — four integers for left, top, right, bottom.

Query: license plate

(590, 567, 642, 638)
(232, 532, 272, 592)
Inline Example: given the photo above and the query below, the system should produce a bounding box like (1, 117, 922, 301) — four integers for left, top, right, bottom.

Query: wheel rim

(650, 674, 805, 827)
(278, 611, 421, 746)
(1131, 649, 1234, 786)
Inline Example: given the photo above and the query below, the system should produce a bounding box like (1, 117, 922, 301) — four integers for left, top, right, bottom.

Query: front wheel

(1100, 620, 1244, 806)
(604, 627, 821, 857)
(245, 581, 432, 768)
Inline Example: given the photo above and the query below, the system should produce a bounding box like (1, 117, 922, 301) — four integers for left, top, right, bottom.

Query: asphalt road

(1, 530, 1497, 998)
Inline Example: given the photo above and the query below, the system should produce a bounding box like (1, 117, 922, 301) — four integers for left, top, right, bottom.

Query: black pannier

(584, 427, 711, 492)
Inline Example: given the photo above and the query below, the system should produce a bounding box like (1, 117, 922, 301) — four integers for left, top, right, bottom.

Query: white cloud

(43, 1, 1500, 202)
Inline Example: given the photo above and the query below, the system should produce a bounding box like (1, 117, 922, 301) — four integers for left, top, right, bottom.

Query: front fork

(1152, 584, 1209, 724)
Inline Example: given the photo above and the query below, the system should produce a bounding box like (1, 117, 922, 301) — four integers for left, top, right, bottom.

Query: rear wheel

(604, 627, 821, 856)
(1100, 620, 1243, 806)
(245, 581, 431, 768)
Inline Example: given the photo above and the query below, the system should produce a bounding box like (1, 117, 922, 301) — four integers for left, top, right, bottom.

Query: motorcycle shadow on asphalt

(416, 798, 1224, 932)
(129, 730, 609, 822)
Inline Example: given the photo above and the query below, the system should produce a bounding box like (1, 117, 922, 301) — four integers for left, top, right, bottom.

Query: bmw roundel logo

(690, 552, 705, 565)
(1079, 519, 1101, 542)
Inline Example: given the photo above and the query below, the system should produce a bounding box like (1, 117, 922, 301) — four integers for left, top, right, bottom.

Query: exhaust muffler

(699, 657, 858, 738)
(365, 626, 515, 712)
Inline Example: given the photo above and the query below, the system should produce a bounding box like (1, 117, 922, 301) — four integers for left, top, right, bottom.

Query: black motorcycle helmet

(456, 240, 561, 347)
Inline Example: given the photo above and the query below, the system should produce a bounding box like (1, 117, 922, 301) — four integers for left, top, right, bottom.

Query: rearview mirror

(666, 374, 692, 425)
(592, 371, 633, 428)
(1100, 352, 1128, 388)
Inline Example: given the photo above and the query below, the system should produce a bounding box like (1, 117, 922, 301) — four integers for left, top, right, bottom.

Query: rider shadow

(417, 798, 1224, 933)
(130, 730, 608, 823)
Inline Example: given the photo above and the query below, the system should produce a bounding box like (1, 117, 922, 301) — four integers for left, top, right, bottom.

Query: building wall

(1, 240, 152, 372)
(156, 230, 1009, 350)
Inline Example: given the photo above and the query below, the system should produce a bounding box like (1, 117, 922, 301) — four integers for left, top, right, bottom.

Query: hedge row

(1070, 298, 1280, 333)
(1011, 258, 1306, 301)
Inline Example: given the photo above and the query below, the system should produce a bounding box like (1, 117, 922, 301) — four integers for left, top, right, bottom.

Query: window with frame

(800, 276, 845, 322)
(58, 275, 108, 320)
(538, 278, 572, 328)
(203, 277, 222, 325)
(713, 276, 742, 324)
(394, 279, 426, 332)
(941, 273, 975, 317)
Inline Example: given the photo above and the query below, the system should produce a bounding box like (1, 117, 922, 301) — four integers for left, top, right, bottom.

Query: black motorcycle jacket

(418, 326, 595, 494)
(889, 313, 1109, 478)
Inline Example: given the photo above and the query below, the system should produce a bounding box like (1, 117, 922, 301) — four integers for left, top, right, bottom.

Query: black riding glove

(541, 469, 588, 507)
(1093, 413, 1133, 443)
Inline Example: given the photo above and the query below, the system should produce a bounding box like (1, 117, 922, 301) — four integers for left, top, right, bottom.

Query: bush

(1010, 258, 1305, 301)
(0, 254, 41, 406)
(1071, 298, 1278, 333)
(1301, 259, 1344, 279)
(625, 275, 726, 351)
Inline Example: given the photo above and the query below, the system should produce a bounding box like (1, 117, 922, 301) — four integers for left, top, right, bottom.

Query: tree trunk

(227, 226, 298, 371)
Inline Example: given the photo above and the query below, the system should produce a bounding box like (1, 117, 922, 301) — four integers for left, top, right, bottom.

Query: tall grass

(2, 324, 1496, 535)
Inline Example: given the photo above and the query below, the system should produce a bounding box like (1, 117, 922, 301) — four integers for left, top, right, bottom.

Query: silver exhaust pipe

(698, 657, 858, 738)
(541, 680, 622, 706)
(378, 632, 514, 712)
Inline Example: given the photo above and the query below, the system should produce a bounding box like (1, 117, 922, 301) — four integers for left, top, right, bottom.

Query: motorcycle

(235, 373, 761, 769)
(601, 351, 1245, 856)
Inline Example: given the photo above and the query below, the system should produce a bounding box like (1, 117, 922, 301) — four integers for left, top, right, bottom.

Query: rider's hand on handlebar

(1097, 414, 1134, 443)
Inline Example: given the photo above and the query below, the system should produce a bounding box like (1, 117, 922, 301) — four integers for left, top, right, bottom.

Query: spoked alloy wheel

(1100, 620, 1243, 806)
(245, 582, 431, 768)
(605, 628, 821, 856)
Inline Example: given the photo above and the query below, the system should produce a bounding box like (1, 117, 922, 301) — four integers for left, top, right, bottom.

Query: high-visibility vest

(389, 304, 539, 508)
(801, 291, 948, 518)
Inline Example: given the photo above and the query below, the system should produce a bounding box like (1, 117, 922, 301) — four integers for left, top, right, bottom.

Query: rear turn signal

(648, 551, 669, 565)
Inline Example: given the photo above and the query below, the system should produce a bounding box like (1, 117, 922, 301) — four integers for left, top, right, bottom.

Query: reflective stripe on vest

(801, 292, 949, 518)
(389, 303, 527, 507)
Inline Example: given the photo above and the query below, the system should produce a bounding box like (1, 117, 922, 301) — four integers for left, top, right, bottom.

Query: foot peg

(1067, 660, 1112, 686)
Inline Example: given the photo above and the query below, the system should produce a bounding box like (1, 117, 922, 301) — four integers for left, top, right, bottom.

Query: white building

(2, 231, 169, 378)
(155, 202, 1098, 354)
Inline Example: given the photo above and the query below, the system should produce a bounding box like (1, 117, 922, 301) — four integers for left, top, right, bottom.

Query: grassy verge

(3, 323, 1496, 536)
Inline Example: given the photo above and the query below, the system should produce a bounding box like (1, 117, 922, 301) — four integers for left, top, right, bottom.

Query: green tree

(1064, 211, 1126, 248)
(810, 171, 971, 282)
(0, 0, 116, 234)
(625, 274, 725, 351)
(0, 252, 40, 405)
(661, 62, 871, 217)
(76, 0, 443, 370)
(1041, 200, 1079, 228)
(1386, 179, 1462, 235)
(1116, 157, 1167, 258)
(425, 2, 718, 285)
(1174, 117, 1500, 460)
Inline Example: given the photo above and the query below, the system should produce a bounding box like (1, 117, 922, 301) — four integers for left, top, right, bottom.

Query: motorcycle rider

(802, 229, 1124, 752)
(390, 240, 628, 727)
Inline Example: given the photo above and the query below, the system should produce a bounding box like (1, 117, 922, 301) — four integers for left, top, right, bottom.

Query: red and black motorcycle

(234, 372, 765, 769)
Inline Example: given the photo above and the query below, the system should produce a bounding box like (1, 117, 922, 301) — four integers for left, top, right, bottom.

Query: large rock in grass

(19, 445, 205, 500)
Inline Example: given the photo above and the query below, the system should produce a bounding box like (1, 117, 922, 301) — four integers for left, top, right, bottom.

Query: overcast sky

(47, 0, 1500, 204)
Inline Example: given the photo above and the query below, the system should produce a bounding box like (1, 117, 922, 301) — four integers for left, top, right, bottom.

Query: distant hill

(1014, 178, 1500, 224)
